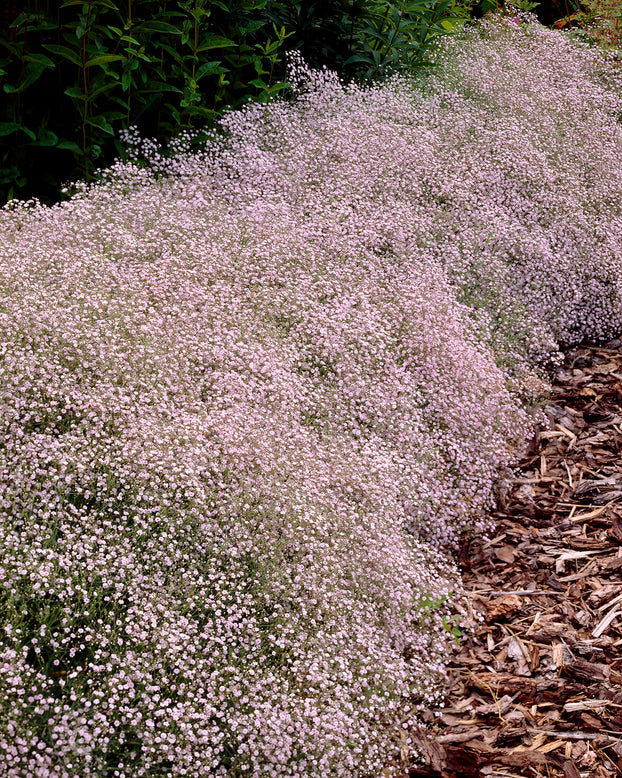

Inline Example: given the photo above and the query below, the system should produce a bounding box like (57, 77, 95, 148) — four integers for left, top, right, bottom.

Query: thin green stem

(379, 5, 405, 67)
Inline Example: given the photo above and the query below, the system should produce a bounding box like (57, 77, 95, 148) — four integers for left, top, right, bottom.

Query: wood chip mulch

(408, 340, 622, 778)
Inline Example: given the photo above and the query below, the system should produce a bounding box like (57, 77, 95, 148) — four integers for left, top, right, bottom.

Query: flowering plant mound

(1, 16, 621, 777)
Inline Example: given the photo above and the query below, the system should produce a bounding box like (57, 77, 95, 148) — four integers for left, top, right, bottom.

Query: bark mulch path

(409, 341, 622, 778)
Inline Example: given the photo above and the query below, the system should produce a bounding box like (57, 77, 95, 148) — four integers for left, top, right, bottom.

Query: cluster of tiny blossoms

(1, 15, 621, 776)
(423, 13, 622, 360)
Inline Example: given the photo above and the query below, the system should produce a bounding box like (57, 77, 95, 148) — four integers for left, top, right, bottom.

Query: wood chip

(485, 595, 523, 620)
(537, 739, 566, 754)
(495, 546, 516, 564)
(591, 605, 621, 637)
(563, 700, 608, 713)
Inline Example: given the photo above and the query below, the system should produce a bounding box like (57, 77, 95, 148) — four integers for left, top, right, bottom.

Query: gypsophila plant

(0, 13, 622, 776)
(422, 11, 622, 356)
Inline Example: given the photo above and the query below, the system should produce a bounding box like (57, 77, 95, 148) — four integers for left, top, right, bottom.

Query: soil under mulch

(408, 341, 622, 778)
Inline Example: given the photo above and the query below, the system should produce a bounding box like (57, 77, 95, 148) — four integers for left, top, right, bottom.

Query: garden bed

(1, 14, 621, 775)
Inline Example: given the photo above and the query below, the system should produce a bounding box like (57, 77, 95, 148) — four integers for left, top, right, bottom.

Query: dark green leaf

(116, 34, 142, 46)
(188, 7, 209, 22)
(0, 123, 21, 137)
(56, 140, 82, 152)
(64, 86, 85, 99)
(43, 44, 83, 67)
(158, 42, 182, 63)
(23, 53, 55, 69)
(136, 81, 183, 94)
(89, 82, 121, 99)
(60, 31, 81, 48)
(238, 20, 266, 35)
(343, 53, 375, 66)
(195, 61, 225, 81)
(85, 54, 124, 67)
(0, 41, 19, 57)
(2, 62, 47, 93)
(182, 105, 216, 118)
(61, 0, 119, 9)
(133, 21, 181, 35)
(196, 35, 236, 53)
(86, 116, 114, 134)
(36, 129, 59, 147)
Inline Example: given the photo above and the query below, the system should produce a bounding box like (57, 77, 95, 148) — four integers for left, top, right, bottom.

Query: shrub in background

(0, 0, 294, 202)
(267, 0, 462, 78)
(0, 0, 464, 204)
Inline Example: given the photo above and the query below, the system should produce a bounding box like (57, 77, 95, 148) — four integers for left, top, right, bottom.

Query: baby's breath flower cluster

(425, 14, 622, 361)
(1, 16, 621, 776)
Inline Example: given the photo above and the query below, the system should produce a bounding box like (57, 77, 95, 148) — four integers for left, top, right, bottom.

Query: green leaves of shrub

(0, 0, 462, 203)
(345, 0, 461, 78)
(265, 0, 465, 79)
(0, 0, 297, 201)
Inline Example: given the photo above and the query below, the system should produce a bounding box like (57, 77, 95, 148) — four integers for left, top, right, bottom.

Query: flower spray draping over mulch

(410, 341, 622, 778)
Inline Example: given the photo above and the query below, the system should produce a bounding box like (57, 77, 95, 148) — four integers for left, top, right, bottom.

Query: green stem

(379, 5, 405, 67)
(127, 0, 132, 125)
(81, 2, 93, 180)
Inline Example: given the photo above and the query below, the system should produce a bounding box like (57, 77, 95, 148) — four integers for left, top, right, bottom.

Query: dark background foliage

(0, 0, 593, 204)
(0, 0, 466, 203)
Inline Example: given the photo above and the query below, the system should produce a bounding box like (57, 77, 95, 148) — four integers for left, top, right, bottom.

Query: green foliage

(574, 0, 622, 49)
(264, 1, 371, 71)
(0, 0, 295, 201)
(417, 593, 462, 643)
(506, 0, 540, 10)
(267, 0, 467, 77)
(344, 0, 463, 78)
(0, 0, 463, 203)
